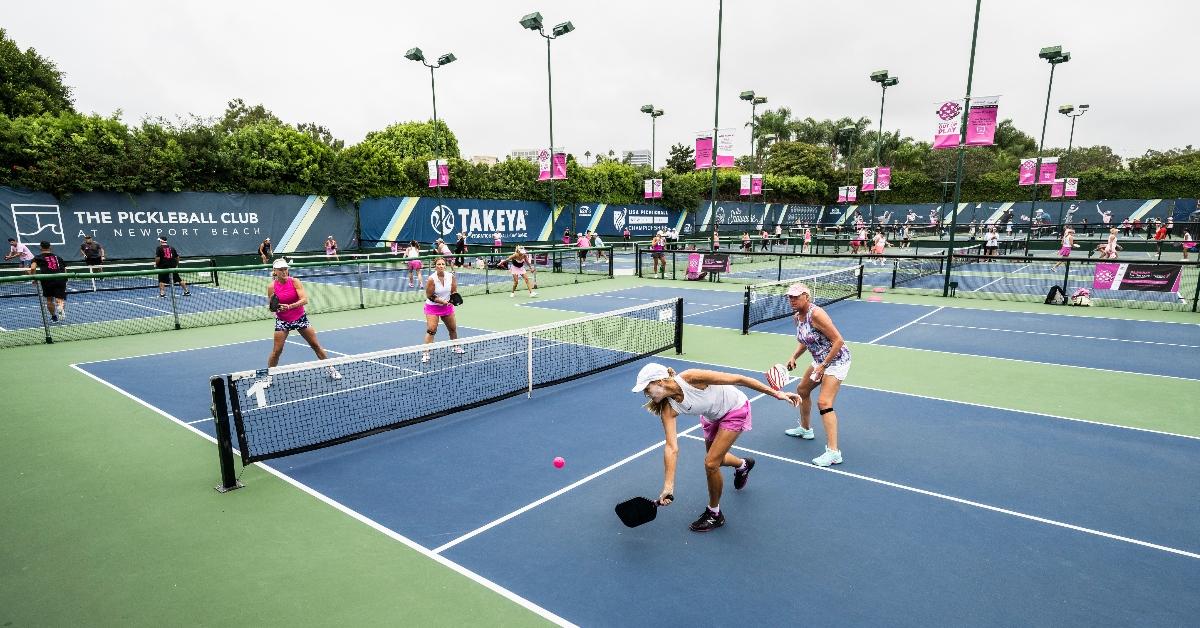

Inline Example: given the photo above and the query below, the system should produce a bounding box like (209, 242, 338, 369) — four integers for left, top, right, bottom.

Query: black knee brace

(819, 407, 835, 415)
(426, 328, 437, 336)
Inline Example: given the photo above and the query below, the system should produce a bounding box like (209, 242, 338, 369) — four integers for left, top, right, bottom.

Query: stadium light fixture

(742, 91, 768, 169)
(406, 44, 458, 209)
(739, 90, 755, 101)
(641, 104, 665, 170)
(520, 12, 543, 30)
(552, 21, 575, 37)
(404, 47, 425, 62)
(1031, 45, 1071, 238)
(868, 68, 899, 223)
(521, 11, 575, 228)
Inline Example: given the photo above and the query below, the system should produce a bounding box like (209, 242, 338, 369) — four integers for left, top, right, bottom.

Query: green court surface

(1, 275, 1196, 625)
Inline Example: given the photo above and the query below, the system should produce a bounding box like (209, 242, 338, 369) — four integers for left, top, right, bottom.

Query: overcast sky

(8, 0, 1196, 164)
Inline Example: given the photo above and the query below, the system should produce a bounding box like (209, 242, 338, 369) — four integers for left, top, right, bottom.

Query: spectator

(5, 237, 34, 267)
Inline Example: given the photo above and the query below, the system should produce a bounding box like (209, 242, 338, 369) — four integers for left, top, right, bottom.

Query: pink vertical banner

(965, 95, 1000, 146)
(847, 186, 857, 202)
(1018, 158, 1037, 186)
(861, 167, 876, 192)
(653, 178, 663, 198)
(645, 179, 654, 199)
(876, 167, 891, 191)
(1065, 178, 1079, 198)
(1038, 157, 1058, 184)
(1050, 179, 1064, 198)
(739, 174, 751, 196)
(837, 187, 847, 203)
(695, 135, 713, 170)
(437, 160, 449, 187)
(716, 129, 736, 167)
(427, 160, 439, 188)
(1092, 263, 1120, 290)
(551, 152, 567, 180)
(750, 174, 763, 195)
(932, 100, 963, 150)
(537, 149, 551, 181)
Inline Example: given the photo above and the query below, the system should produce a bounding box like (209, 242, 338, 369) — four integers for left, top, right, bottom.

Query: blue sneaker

(785, 426, 815, 439)
(812, 447, 842, 467)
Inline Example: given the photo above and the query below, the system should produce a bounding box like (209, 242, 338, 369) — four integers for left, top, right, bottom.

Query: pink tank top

(273, 277, 304, 322)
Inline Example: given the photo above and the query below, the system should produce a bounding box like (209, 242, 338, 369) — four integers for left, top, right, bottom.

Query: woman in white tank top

(422, 258, 463, 363)
(632, 362, 799, 532)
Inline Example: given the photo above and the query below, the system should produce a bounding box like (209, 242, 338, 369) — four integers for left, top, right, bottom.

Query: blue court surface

(0, 284, 245, 331)
(73, 318, 1200, 626)
(522, 286, 1200, 380)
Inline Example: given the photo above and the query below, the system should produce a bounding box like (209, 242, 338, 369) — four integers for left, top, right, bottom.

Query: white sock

(709, 505, 720, 515)
(736, 460, 747, 472)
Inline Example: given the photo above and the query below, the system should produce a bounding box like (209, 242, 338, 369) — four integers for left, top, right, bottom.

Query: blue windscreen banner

(360, 197, 551, 246)
(575, 203, 676, 237)
(0, 187, 355, 260)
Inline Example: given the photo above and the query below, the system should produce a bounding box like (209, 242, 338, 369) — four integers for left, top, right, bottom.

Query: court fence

(634, 246, 1200, 313)
(0, 247, 613, 349)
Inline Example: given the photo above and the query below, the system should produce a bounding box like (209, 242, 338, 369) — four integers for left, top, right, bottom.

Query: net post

(674, 297, 684, 354)
(776, 255, 783, 282)
(34, 278, 53, 344)
(890, 261, 898, 288)
(670, 250, 676, 280)
(209, 258, 220, 287)
(1061, 258, 1071, 305)
(356, 265, 366, 309)
(1191, 264, 1199, 313)
(607, 246, 613, 277)
(635, 243, 642, 277)
(167, 275, 182, 330)
(527, 330, 534, 397)
(856, 263, 864, 299)
(741, 286, 751, 335)
(211, 376, 242, 493)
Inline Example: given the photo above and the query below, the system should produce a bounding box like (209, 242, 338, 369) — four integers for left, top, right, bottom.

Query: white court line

(112, 299, 175, 314)
(674, 354, 1200, 442)
(915, 322, 1200, 348)
(970, 263, 1032, 293)
(432, 389, 779, 555)
(680, 433, 1200, 561)
(67, 362, 575, 627)
(868, 306, 944, 344)
(187, 417, 213, 425)
(849, 295, 1200, 327)
(284, 340, 423, 375)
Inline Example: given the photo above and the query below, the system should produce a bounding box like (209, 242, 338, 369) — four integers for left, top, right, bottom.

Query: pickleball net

(210, 297, 684, 490)
(741, 264, 863, 334)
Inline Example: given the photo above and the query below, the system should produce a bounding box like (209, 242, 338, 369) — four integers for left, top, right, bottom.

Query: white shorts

(812, 360, 851, 381)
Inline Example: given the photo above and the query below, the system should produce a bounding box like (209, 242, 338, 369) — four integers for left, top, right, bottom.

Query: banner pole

(942, 0, 983, 297)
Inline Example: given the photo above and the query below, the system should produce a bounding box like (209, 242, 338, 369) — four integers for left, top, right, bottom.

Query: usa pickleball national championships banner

(0, 187, 355, 260)
(1093, 263, 1183, 292)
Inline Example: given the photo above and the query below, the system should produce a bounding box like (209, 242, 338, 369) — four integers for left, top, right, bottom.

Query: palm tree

(584, 150, 592, 165)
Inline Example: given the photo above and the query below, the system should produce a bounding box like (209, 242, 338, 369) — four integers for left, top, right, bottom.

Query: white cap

(785, 282, 810, 297)
(631, 362, 670, 392)
(272, 258, 289, 269)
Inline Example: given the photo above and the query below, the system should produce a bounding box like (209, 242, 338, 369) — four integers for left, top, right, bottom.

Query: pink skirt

(408, 260, 423, 270)
(1058, 246, 1072, 257)
(510, 266, 526, 276)
(423, 303, 454, 317)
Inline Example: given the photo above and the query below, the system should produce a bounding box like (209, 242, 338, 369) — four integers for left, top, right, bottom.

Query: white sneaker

(509, 292, 516, 298)
(529, 291, 537, 297)
(784, 426, 815, 439)
(326, 366, 342, 380)
(452, 346, 466, 355)
(421, 352, 430, 363)
(812, 447, 843, 467)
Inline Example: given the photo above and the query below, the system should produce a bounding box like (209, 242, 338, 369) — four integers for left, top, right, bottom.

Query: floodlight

(739, 90, 755, 101)
(1038, 45, 1063, 60)
(552, 21, 574, 36)
(1078, 104, 1089, 110)
(1058, 104, 1075, 115)
(437, 53, 457, 66)
(640, 104, 655, 113)
(870, 70, 889, 82)
(652, 109, 663, 117)
(520, 12, 544, 30)
(752, 96, 767, 105)
(883, 77, 899, 87)
(404, 47, 425, 62)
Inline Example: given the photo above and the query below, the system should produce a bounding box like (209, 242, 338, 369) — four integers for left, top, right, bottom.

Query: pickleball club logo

(613, 209, 626, 231)
(430, 204, 455, 236)
(12, 204, 66, 246)
(1095, 269, 1115, 282)
(715, 207, 726, 224)
(937, 101, 962, 120)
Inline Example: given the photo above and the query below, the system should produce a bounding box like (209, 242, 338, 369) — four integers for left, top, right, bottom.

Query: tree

(764, 141, 835, 185)
(665, 142, 694, 174)
(1128, 146, 1199, 173)
(216, 99, 283, 134)
(0, 28, 74, 117)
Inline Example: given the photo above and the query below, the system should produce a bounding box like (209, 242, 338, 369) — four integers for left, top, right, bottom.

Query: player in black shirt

(80, 235, 106, 268)
(154, 237, 190, 297)
(30, 241, 68, 321)
(258, 237, 272, 264)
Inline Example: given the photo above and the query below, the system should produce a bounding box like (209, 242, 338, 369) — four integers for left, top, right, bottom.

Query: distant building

(622, 149, 651, 166)
(470, 155, 499, 166)
(509, 149, 541, 164)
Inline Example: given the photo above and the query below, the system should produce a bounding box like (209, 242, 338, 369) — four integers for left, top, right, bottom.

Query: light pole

(640, 104, 664, 171)
(405, 47, 457, 219)
(520, 12, 574, 233)
(838, 126, 856, 187)
(1056, 103, 1089, 230)
(942, 0, 982, 296)
(1027, 45, 1071, 241)
(868, 70, 899, 226)
(708, 0, 725, 241)
(739, 90, 768, 170)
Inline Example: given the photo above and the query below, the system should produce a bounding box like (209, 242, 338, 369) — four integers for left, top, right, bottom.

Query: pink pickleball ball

(553, 456, 565, 469)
